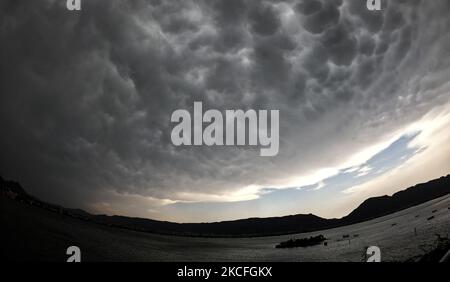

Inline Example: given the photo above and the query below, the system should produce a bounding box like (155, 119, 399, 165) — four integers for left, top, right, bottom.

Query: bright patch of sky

(160, 129, 424, 221)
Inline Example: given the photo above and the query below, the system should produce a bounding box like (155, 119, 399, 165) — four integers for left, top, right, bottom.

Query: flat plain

(1, 194, 449, 261)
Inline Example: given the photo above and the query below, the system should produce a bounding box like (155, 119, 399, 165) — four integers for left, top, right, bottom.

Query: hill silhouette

(1, 174, 449, 237)
(342, 175, 450, 224)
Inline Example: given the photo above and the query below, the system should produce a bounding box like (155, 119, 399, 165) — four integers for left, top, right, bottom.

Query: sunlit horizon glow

(89, 102, 450, 222)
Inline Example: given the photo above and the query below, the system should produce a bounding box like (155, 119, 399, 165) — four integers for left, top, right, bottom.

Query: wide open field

(1, 194, 449, 261)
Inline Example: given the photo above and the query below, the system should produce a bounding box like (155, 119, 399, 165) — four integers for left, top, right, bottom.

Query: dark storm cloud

(1, 0, 450, 213)
(249, 2, 281, 36)
(300, 0, 342, 34)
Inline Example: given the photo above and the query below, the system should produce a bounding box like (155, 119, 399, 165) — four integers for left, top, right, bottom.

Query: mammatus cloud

(1, 0, 450, 221)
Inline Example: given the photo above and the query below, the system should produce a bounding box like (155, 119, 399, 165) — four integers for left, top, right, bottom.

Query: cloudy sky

(1, 0, 450, 222)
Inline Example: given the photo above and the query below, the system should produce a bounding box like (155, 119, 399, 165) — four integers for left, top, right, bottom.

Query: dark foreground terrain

(1, 193, 449, 261)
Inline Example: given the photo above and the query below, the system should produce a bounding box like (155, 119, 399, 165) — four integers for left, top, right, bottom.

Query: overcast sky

(1, 0, 450, 222)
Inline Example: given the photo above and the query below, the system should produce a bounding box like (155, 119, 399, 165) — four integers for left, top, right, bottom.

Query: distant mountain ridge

(342, 175, 450, 224)
(1, 174, 449, 237)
